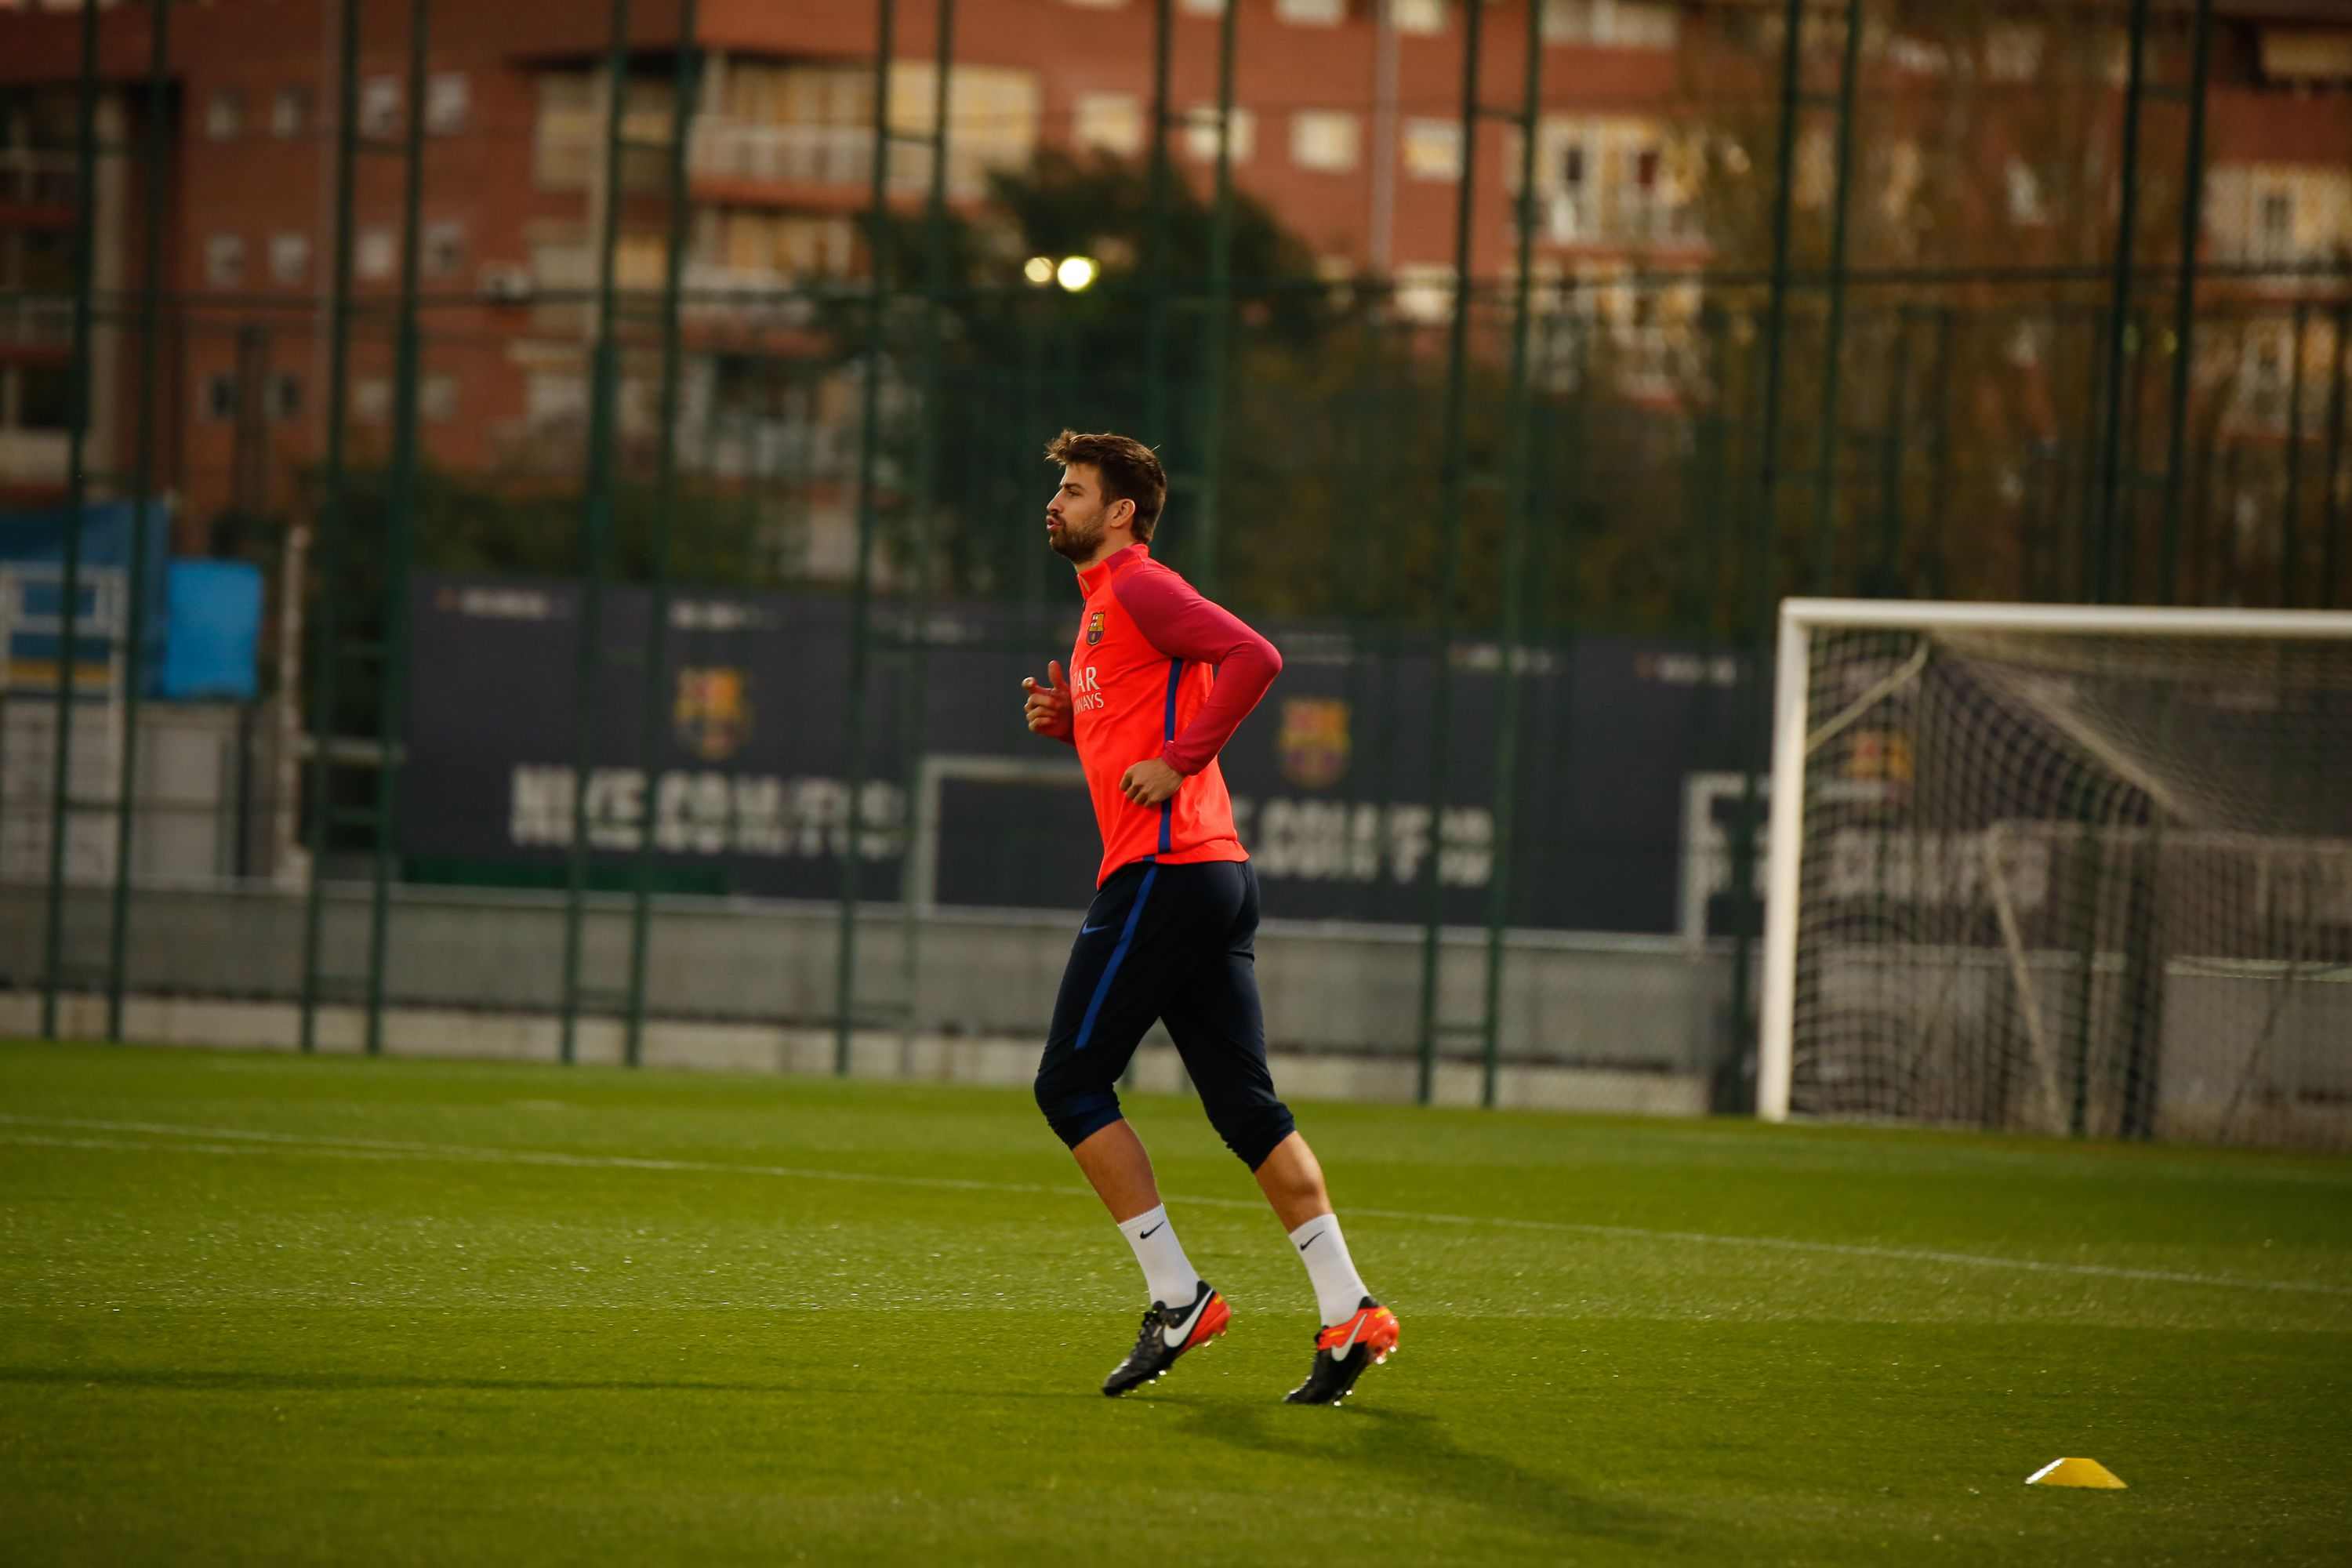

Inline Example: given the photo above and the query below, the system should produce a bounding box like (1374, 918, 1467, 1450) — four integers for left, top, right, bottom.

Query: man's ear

(1109, 496, 1137, 531)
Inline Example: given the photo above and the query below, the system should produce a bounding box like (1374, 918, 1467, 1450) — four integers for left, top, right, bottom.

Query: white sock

(1117, 1204, 1202, 1308)
(1288, 1213, 1371, 1327)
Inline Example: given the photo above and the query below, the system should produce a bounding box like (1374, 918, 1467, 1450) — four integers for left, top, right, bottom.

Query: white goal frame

(1757, 597, 2352, 1123)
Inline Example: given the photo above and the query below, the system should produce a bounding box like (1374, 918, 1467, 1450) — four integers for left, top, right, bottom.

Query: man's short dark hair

(1044, 430, 1167, 543)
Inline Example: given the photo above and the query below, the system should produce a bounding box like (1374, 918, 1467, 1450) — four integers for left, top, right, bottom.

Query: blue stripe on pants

(1073, 863, 1158, 1051)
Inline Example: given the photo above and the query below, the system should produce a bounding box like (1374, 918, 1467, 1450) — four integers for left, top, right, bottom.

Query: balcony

(1532, 191, 1702, 250)
(684, 415, 856, 482)
(527, 246, 831, 333)
(679, 262, 826, 331)
(690, 119, 987, 202)
(0, 427, 71, 492)
(0, 297, 74, 353)
(0, 150, 80, 216)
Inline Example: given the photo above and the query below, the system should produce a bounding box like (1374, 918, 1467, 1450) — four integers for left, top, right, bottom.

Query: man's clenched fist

(1119, 757, 1181, 807)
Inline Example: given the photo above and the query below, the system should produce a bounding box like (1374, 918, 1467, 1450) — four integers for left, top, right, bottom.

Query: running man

(1021, 430, 1398, 1405)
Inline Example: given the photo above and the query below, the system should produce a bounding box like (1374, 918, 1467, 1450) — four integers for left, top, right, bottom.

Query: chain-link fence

(3, 0, 2347, 1134)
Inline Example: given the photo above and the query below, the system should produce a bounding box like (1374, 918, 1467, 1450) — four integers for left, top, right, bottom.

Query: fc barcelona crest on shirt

(1276, 697, 1351, 789)
(1087, 610, 1106, 645)
(674, 666, 752, 761)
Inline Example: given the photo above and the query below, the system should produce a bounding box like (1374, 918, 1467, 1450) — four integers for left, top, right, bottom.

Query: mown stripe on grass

(6, 1112, 2347, 1301)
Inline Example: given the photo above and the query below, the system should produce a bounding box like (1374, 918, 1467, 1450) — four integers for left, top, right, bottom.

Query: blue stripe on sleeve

(1160, 659, 1183, 855)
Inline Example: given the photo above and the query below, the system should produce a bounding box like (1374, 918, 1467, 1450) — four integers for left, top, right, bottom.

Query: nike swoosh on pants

(1080, 923, 1110, 935)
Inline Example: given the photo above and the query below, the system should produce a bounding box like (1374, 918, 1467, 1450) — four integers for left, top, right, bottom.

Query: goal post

(1759, 597, 2352, 1149)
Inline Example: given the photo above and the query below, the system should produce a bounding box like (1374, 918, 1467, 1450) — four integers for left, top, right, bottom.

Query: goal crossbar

(1758, 597, 2352, 1123)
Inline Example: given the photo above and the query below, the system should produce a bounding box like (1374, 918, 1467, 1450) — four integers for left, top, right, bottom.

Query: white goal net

(1760, 600, 2352, 1149)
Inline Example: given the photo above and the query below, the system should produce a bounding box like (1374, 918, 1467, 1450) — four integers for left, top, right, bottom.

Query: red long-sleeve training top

(1054, 543, 1283, 885)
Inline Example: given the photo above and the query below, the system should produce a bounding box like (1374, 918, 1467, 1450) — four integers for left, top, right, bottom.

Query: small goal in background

(1758, 597, 2352, 1150)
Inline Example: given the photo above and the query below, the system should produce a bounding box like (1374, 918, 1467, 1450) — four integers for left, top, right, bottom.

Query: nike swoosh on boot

(1160, 1287, 1211, 1348)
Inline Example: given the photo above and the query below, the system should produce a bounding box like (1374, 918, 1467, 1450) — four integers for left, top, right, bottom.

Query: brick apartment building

(0, 0, 2347, 557)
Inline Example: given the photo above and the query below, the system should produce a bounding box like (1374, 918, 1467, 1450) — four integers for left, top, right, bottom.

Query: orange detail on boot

(1315, 1305, 1398, 1357)
(1184, 1292, 1232, 1349)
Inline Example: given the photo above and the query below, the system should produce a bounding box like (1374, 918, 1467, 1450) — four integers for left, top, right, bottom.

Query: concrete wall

(0, 880, 1737, 1112)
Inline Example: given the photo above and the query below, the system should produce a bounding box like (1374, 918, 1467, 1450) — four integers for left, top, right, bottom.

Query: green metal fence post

(363, 0, 433, 1057)
(1728, 0, 1809, 1099)
(1806, 0, 1864, 595)
(1924, 307, 1955, 597)
(2089, 0, 2153, 605)
(1414, 0, 1483, 1106)
(41, 0, 103, 1041)
(103, 0, 172, 1041)
(2157, 0, 2213, 608)
(837, 0, 898, 1076)
(298, 0, 363, 1054)
(1873, 314, 1910, 595)
(562, 0, 632, 1066)
(1192, 0, 1238, 598)
(623, 0, 703, 1068)
(895, 0, 958, 1055)
(1142, 0, 1174, 447)
(2321, 303, 2348, 610)
(2281, 302, 2308, 607)
(1475, 0, 1544, 1110)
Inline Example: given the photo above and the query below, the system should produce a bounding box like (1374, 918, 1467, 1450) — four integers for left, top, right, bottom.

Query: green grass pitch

(2, 1038, 2347, 1566)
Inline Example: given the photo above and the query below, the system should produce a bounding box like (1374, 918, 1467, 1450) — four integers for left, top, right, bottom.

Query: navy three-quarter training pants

(1033, 858, 1298, 1171)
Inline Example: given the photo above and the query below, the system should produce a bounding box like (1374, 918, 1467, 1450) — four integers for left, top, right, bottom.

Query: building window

(1393, 264, 1454, 325)
(354, 378, 390, 423)
(534, 74, 597, 191)
(270, 233, 310, 285)
(1074, 93, 1143, 158)
(1880, 138, 1923, 221)
(2005, 160, 2047, 226)
(1291, 111, 1359, 173)
(272, 85, 310, 140)
(1621, 143, 1668, 238)
(205, 89, 242, 141)
(424, 220, 466, 278)
(18, 364, 71, 430)
(1542, 0, 1678, 49)
(1179, 0, 1225, 13)
(1393, 0, 1444, 34)
(1548, 137, 1593, 238)
(202, 372, 239, 422)
(361, 76, 401, 137)
(269, 372, 302, 423)
(1402, 118, 1461, 181)
(205, 234, 245, 287)
(426, 72, 470, 136)
(358, 227, 396, 281)
(2256, 188, 2296, 262)
(421, 375, 457, 423)
(528, 371, 588, 427)
(1276, 0, 1345, 24)
(1061, 0, 1127, 7)
(1795, 125, 1834, 210)
(1184, 104, 1254, 164)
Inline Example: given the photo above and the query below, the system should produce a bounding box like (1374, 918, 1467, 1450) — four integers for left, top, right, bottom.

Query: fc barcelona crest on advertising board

(1276, 697, 1351, 789)
(1087, 610, 1106, 645)
(674, 667, 752, 761)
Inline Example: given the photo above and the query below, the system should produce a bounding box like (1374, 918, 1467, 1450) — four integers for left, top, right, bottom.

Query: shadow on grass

(1163, 1396, 1667, 1549)
(0, 1367, 1094, 1403)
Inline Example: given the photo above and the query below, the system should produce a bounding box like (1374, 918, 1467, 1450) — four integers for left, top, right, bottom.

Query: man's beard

(1048, 516, 1103, 561)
